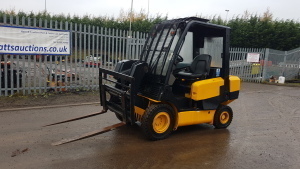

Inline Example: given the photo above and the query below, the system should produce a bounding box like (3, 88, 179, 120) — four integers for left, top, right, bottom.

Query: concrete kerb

(0, 102, 100, 112)
(262, 82, 300, 88)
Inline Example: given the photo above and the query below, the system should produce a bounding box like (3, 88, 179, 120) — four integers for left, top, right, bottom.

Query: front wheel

(141, 104, 175, 140)
(213, 105, 233, 129)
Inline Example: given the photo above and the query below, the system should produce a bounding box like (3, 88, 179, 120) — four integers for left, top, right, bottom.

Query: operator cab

(172, 28, 224, 80)
(139, 17, 230, 102)
(170, 23, 226, 97)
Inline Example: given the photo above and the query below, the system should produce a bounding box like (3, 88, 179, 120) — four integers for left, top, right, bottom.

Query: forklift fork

(51, 122, 125, 146)
(43, 110, 107, 127)
(44, 109, 125, 146)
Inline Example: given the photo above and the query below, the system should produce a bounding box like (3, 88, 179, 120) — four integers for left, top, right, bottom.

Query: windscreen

(141, 23, 180, 76)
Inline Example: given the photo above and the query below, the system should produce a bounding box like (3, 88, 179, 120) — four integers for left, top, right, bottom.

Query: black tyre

(109, 96, 123, 122)
(109, 95, 133, 125)
(114, 112, 123, 121)
(141, 104, 175, 140)
(114, 112, 133, 126)
(213, 105, 233, 129)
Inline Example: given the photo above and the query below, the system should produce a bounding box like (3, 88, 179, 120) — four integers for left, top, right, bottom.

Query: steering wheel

(176, 54, 184, 62)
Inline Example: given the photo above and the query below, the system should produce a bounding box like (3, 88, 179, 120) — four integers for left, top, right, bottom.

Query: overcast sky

(1, 0, 300, 21)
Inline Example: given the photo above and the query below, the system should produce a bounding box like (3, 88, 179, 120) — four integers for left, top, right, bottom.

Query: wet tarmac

(0, 83, 300, 169)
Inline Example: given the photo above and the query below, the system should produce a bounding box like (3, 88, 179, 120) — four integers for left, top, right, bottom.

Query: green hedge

(1, 9, 300, 50)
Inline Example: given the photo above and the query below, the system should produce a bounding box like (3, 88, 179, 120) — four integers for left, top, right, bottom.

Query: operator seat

(175, 54, 212, 81)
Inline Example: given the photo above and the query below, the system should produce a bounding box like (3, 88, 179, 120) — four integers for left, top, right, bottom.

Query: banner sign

(247, 53, 260, 62)
(0, 25, 71, 55)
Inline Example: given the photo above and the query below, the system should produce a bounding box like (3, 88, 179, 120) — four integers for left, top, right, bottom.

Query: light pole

(45, 0, 47, 13)
(147, 0, 149, 18)
(129, 0, 133, 38)
(225, 9, 229, 22)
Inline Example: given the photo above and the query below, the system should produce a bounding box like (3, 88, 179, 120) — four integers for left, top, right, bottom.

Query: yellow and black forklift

(47, 17, 240, 144)
(99, 17, 240, 140)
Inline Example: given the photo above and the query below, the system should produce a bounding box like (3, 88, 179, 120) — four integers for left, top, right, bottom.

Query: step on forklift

(47, 17, 240, 145)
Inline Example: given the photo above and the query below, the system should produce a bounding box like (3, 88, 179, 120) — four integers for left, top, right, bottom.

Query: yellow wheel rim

(153, 112, 170, 133)
(220, 111, 230, 124)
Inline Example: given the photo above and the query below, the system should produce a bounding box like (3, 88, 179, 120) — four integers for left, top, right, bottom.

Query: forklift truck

(99, 17, 240, 140)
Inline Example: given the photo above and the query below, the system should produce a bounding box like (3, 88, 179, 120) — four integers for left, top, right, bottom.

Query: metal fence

(1, 15, 300, 96)
(0, 15, 146, 96)
(229, 48, 300, 83)
(266, 48, 300, 80)
(229, 48, 266, 83)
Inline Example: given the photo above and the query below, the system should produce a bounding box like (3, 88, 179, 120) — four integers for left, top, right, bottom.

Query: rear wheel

(141, 104, 175, 140)
(213, 105, 233, 129)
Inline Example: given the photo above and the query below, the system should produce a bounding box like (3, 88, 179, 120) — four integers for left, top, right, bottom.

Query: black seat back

(174, 54, 212, 80)
(190, 54, 212, 75)
(172, 54, 212, 95)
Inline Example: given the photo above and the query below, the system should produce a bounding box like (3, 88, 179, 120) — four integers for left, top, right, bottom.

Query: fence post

(282, 51, 287, 76)
(3, 14, 7, 23)
(126, 37, 130, 60)
(262, 48, 269, 82)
